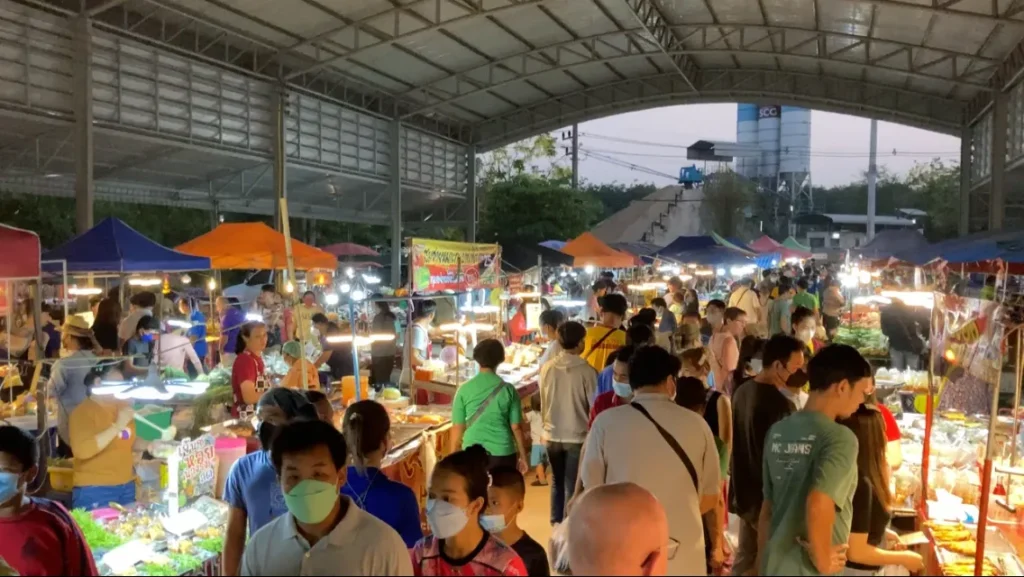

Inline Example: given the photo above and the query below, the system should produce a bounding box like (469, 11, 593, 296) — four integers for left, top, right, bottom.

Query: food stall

(909, 291, 1024, 576)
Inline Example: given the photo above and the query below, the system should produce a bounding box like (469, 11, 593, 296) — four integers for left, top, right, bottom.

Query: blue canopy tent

(539, 240, 566, 251)
(656, 235, 754, 265)
(895, 229, 1022, 266)
(43, 217, 211, 272)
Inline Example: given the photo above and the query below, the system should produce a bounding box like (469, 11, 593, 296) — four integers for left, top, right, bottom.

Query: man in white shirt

(582, 345, 719, 576)
(118, 291, 156, 345)
(240, 419, 412, 576)
(727, 278, 761, 333)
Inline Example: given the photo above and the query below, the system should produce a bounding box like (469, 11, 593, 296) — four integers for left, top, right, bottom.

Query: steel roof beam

(473, 69, 962, 149)
(852, 0, 1024, 26)
(285, 0, 548, 80)
(621, 0, 699, 92)
(405, 30, 990, 118)
(399, 22, 997, 113)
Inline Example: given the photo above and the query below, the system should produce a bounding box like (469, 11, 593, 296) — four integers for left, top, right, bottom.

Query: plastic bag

(548, 521, 572, 575)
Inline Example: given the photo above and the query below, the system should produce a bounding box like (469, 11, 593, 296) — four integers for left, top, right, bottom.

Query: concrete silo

(779, 106, 813, 215)
(756, 105, 781, 193)
(735, 104, 759, 179)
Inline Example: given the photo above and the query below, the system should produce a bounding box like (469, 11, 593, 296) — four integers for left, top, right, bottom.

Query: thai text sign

(167, 435, 217, 515)
(410, 239, 501, 292)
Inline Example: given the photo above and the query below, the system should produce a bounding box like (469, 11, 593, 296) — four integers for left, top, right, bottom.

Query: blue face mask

(141, 333, 155, 343)
(0, 472, 21, 504)
(612, 380, 632, 398)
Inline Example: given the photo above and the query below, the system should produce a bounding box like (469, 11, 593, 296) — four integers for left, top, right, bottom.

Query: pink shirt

(709, 332, 738, 393)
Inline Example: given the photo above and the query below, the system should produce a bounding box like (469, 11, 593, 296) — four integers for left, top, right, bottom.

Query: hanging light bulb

(325, 293, 339, 305)
(180, 274, 192, 285)
(207, 279, 217, 291)
(339, 283, 351, 294)
(285, 281, 295, 293)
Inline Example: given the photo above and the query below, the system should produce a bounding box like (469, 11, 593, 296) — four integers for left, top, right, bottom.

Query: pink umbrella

(320, 242, 380, 258)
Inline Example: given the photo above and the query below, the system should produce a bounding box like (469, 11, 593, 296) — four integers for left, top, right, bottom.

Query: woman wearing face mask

(231, 321, 270, 420)
(791, 305, 827, 359)
(412, 445, 528, 576)
(341, 400, 423, 547)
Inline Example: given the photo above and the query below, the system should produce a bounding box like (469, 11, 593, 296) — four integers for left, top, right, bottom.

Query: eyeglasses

(667, 538, 680, 560)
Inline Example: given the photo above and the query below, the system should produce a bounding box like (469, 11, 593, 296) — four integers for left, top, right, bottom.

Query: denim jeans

(546, 441, 582, 525)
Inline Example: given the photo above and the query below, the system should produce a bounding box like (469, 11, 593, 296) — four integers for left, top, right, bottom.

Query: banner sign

(409, 239, 501, 292)
(167, 435, 217, 515)
(931, 293, 1004, 415)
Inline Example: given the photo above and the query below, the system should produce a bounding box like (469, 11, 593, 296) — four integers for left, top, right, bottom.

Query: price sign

(167, 434, 217, 516)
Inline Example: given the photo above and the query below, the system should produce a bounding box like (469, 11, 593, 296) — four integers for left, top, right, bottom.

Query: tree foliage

(478, 174, 601, 246)
(813, 159, 960, 242)
(700, 169, 756, 237)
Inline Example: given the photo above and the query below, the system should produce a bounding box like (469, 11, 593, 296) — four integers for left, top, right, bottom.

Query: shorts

(531, 444, 548, 467)
(72, 480, 136, 511)
(823, 314, 841, 333)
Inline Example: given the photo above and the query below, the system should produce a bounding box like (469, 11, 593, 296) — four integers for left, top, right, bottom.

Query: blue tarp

(539, 240, 566, 251)
(43, 217, 211, 273)
(656, 236, 719, 256)
(895, 229, 1022, 265)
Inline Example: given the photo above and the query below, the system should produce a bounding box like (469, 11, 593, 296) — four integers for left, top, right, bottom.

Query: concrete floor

(519, 472, 554, 555)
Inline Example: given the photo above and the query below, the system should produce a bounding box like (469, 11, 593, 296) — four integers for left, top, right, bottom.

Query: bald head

(567, 483, 669, 576)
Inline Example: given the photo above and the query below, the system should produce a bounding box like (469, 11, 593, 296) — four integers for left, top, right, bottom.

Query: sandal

(531, 480, 548, 487)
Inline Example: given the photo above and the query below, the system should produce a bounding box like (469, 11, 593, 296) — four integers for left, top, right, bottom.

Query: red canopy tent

(320, 242, 380, 258)
(749, 235, 812, 260)
(0, 224, 41, 280)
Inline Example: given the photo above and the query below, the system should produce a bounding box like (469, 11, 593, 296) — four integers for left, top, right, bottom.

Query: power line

(580, 132, 959, 157)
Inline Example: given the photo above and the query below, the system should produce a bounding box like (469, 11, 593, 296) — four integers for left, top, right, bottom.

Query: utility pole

(562, 125, 579, 188)
(866, 119, 878, 240)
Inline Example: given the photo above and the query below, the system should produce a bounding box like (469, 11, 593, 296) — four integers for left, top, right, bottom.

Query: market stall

(175, 222, 336, 271)
(559, 232, 637, 269)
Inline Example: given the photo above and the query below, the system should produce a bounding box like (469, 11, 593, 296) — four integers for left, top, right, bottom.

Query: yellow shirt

(69, 397, 135, 488)
(583, 326, 627, 372)
(281, 361, 320, 390)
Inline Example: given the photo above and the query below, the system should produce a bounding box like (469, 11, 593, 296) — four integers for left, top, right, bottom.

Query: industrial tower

(736, 105, 813, 234)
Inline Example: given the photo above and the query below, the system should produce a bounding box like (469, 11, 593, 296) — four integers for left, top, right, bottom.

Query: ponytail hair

(342, 400, 391, 475)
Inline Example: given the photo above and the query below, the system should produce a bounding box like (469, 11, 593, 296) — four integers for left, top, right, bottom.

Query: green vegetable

(70, 508, 124, 550)
(195, 536, 224, 554)
(138, 562, 177, 577)
(169, 553, 202, 572)
(190, 384, 235, 431)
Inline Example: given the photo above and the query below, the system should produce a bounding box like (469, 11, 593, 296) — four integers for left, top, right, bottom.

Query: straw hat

(62, 315, 93, 338)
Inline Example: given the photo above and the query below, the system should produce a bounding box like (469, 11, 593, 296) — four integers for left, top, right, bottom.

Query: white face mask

(798, 329, 814, 343)
(426, 499, 469, 539)
(749, 358, 763, 374)
(612, 380, 632, 398)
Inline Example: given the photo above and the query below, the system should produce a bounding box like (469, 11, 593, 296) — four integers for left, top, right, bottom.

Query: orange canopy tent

(175, 222, 337, 270)
(560, 232, 638, 268)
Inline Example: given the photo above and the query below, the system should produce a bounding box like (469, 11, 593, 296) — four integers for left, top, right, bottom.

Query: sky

(564, 104, 962, 188)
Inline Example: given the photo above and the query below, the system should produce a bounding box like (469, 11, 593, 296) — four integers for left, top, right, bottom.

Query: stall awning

(539, 240, 566, 251)
(176, 222, 337, 270)
(320, 242, 379, 258)
(610, 242, 663, 258)
(656, 234, 754, 265)
(750, 235, 812, 259)
(0, 224, 40, 279)
(854, 229, 930, 261)
(501, 243, 575, 271)
(42, 217, 210, 273)
(560, 232, 637, 268)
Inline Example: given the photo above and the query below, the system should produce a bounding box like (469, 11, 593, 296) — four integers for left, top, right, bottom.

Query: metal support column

(959, 123, 972, 236)
(571, 123, 579, 189)
(390, 119, 403, 287)
(272, 89, 288, 232)
(466, 145, 477, 243)
(866, 119, 878, 240)
(72, 16, 94, 235)
(991, 90, 1009, 231)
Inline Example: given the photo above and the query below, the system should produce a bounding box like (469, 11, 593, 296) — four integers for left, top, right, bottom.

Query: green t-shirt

(452, 371, 522, 457)
(792, 291, 819, 312)
(714, 436, 729, 479)
(762, 411, 858, 576)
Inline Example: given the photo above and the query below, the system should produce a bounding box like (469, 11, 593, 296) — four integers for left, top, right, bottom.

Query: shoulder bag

(466, 381, 513, 429)
(631, 402, 700, 492)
